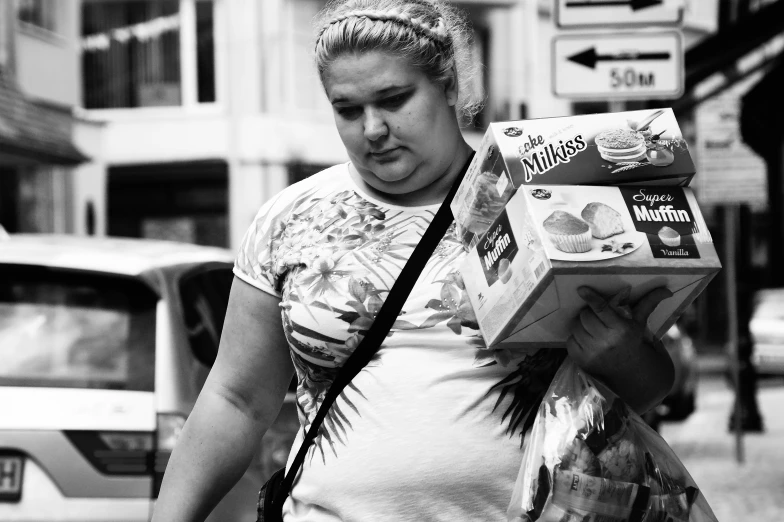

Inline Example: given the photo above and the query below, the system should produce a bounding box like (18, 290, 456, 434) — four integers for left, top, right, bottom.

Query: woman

(152, 1, 675, 520)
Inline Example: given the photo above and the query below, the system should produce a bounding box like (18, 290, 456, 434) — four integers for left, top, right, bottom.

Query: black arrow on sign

(567, 47, 670, 69)
(565, 0, 663, 10)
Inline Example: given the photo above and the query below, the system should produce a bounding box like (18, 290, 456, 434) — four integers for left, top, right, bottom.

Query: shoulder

(234, 164, 351, 293)
(290, 163, 350, 193)
(254, 163, 351, 220)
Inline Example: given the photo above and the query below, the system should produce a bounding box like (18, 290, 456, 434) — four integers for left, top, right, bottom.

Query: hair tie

(316, 8, 451, 50)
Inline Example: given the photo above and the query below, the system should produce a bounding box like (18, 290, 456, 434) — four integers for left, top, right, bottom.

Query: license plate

(0, 455, 23, 502)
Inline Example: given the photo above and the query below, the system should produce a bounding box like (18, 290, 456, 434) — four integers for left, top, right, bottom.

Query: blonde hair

(314, 0, 482, 124)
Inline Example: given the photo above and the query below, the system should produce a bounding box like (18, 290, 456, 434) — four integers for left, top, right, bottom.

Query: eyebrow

(330, 85, 412, 104)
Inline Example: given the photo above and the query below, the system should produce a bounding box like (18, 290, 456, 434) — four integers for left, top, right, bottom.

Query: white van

(0, 234, 296, 521)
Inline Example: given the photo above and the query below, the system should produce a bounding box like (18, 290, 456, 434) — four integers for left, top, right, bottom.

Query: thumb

(632, 286, 673, 324)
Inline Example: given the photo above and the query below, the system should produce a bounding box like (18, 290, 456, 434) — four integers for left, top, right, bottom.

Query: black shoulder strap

(275, 152, 475, 502)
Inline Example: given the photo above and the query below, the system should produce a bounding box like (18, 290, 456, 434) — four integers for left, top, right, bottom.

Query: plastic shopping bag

(508, 358, 718, 522)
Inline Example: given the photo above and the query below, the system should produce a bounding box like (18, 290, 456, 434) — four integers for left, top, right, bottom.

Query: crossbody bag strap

(275, 152, 475, 503)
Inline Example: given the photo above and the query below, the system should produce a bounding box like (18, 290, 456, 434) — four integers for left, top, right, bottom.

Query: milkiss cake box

(452, 108, 695, 249)
(458, 185, 720, 347)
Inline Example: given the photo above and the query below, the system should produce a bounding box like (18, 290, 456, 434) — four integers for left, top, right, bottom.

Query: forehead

(322, 51, 426, 101)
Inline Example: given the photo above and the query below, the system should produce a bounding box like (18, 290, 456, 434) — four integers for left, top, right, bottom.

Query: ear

(444, 66, 459, 107)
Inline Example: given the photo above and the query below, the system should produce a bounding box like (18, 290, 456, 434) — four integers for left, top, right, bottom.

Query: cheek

(392, 108, 430, 141)
(335, 118, 363, 151)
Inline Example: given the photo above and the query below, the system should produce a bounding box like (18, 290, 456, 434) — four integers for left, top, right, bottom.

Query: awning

(0, 70, 90, 166)
(673, 0, 784, 117)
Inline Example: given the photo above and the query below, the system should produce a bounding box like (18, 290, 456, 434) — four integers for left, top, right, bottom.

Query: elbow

(210, 379, 272, 425)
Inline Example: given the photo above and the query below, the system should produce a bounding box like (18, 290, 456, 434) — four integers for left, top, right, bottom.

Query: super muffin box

(452, 108, 695, 250)
(458, 185, 720, 347)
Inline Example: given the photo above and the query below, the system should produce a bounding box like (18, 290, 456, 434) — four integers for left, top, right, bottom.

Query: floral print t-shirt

(234, 164, 565, 522)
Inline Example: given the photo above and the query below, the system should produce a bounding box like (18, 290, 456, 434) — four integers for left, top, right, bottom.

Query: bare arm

(152, 277, 294, 522)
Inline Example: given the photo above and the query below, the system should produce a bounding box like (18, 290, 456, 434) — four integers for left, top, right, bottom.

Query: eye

(335, 106, 362, 120)
(380, 92, 411, 110)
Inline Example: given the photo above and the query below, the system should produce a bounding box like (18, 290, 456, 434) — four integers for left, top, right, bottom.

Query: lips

(370, 147, 400, 158)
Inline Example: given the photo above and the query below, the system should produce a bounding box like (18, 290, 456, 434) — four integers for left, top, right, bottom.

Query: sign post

(723, 204, 744, 464)
(552, 32, 683, 99)
(556, 0, 683, 28)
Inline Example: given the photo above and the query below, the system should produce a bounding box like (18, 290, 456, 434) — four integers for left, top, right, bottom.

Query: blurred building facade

(0, 0, 754, 252)
(2, 0, 533, 249)
(0, 0, 90, 236)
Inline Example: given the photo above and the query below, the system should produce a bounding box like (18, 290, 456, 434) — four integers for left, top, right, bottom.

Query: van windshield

(0, 266, 157, 392)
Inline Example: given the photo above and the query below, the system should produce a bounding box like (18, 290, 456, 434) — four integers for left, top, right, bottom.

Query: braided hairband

(316, 8, 450, 50)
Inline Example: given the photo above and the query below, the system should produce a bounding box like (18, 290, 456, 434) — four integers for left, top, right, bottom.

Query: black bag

(256, 467, 285, 522)
(256, 153, 475, 522)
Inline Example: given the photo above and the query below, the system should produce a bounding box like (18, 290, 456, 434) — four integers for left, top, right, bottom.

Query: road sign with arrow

(556, 0, 682, 28)
(552, 32, 683, 99)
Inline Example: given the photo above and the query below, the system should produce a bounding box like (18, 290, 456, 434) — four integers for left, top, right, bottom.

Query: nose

(363, 107, 388, 142)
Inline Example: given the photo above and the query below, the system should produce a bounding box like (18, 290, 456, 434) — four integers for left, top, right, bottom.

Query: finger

(609, 285, 631, 308)
(570, 320, 595, 352)
(577, 286, 625, 328)
(611, 303, 633, 321)
(580, 308, 606, 339)
(632, 286, 674, 324)
(577, 285, 608, 311)
(565, 334, 586, 359)
(608, 287, 633, 320)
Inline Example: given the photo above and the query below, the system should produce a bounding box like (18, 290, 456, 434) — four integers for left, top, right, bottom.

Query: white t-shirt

(234, 164, 565, 522)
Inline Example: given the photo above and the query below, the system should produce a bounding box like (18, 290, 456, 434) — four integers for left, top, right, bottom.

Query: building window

(81, 1, 215, 109)
(107, 160, 229, 247)
(18, 0, 57, 33)
(195, 1, 215, 103)
(288, 162, 331, 185)
(0, 2, 8, 68)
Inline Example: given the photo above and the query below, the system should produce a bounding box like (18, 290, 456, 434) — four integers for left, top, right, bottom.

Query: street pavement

(659, 374, 784, 521)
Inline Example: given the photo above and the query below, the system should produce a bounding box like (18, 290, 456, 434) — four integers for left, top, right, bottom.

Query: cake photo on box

(595, 128, 648, 163)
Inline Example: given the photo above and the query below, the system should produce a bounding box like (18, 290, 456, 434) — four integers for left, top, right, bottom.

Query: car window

(0, 266, 157, 391)
(178, 266, 233, 366)
(178, 267, 297, 391)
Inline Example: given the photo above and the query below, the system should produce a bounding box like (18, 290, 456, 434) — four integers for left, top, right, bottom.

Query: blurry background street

(1, 0, 783, 521)
(660, 365, 784, 521)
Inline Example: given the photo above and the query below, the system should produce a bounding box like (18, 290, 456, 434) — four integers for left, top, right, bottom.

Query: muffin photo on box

(595, 128, 647, 163)
(542, 211, 593, 253)
(658, 226, 681, 247)
(581, 202, 624, 239)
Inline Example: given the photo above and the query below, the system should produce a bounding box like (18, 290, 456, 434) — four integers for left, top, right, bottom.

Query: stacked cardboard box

(453, 109, 721, 347)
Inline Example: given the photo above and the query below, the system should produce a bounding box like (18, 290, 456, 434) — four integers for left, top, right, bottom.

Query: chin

(368, 160, 416, 184)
